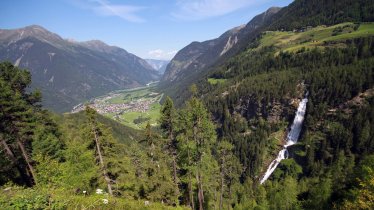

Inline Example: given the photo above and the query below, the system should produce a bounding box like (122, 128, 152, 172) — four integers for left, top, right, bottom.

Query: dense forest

(1, 34, 374, 208)
(0, 62, 242, 209)
(1, 0, 374, 209)
(267, 0, 374, 31)
(197, 35, 374, 209)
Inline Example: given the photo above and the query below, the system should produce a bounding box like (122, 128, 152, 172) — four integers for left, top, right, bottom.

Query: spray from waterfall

(260, 93, 308, 184)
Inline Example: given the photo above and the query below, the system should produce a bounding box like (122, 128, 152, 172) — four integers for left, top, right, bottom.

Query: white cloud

(73, 0, 145, 23)
(148, 49, 177, 60)
(172, 0, 261, 20)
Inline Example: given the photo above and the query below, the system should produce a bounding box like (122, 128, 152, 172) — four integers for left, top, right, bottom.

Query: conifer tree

(0, 62, 41, 185)
(138, 121, 178, 204)
(217, 140, 242, 210)
(84, 106, 114, 195)
(160, 96, 180, 201)
(177, 96, 218, 210)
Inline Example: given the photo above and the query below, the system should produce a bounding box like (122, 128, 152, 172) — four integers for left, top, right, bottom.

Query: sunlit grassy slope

(207, 78, 227, 85)
(258, 22, 374, 53)
(118, 102, 161, 130)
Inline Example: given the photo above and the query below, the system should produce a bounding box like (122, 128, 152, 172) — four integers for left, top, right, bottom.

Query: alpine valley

(0, 25, 159, 112)
(1, 0, 374, 209)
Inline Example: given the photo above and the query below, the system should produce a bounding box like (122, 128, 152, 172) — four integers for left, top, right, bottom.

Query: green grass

(120, 102, 161, 130)
(106, 96, 126, 104)
(208, 78, 227, 85)
(322, 23, 374, 41)
(102, 99, 161, 130)
(258, 22, 374, 54)
(0, 185, 187, 210)
(117, 107, 159, 130)
(84, 85, 163, 130)
(107, 88, 153, 104)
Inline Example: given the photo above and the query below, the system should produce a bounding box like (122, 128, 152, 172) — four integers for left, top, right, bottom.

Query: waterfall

(260, 93, 308, 184)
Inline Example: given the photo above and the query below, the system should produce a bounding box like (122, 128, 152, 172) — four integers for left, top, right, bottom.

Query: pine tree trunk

(170, 131, 178, 183)
(172, 153, 180, 197)
(194, 117, 204, 210)
(169, 128, 179, 202)
(189, 172, 195, 210)
(16, 140, 37, 185)
(214, 189, 218, 210)
(172, 153, 178, 183)
(188, 148, 194, 210)
(197, 170, 204, 210)
(220, 160, 225, 210)
(93, 127, 113, 196)
(228, 177, 232, 210)
(1, 137, 33, 186)
(1, 138, 17, 163)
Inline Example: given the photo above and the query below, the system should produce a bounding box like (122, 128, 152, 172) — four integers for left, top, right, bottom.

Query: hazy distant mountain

(145, 59, 169, 75)
(0, 25, 159, 112)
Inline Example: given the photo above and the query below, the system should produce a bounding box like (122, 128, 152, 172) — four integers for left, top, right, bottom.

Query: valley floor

(72, 83, 162, 129)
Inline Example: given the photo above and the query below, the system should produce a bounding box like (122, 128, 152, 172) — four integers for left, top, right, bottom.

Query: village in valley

(72, 84, 162, 129)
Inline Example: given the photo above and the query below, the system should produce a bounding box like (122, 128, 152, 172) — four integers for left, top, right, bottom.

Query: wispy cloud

(72, 0, 146, 23)
(172, 0, 261, 20)
(148, 49, 177, 60)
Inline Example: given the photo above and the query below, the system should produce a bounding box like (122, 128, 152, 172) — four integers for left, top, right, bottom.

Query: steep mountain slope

(145, 59, 169, 75)
(160, 7, 281, 92)
(267, 0, 374, 31)
(161, 24, 245, 82)
(156, 0, 374, 197)
(0, 25, 159, 112)
(161, 0, 374, 106)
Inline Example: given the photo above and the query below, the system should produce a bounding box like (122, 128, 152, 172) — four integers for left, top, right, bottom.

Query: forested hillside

(193, 20, 374, 210)
(160, 0, 374, 107)
(1, 0, 374, 209)
(0, 62, 242, 209)
(267, 0, 374, 30)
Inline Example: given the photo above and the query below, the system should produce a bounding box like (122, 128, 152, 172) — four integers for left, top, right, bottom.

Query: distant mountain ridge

(0, 25, 159, 112)
(145, 59, 169, 75)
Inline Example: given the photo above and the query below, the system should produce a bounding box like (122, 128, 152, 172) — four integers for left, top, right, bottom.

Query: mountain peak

(0, 25, 160, 112)
(83, 39, 108, 46)
(21, 25, 61, 39)
(0, 25, 64, 46)
(266, 7, 282, 13)
(79, 39, 121, 53)
(24, 24, 48, 31)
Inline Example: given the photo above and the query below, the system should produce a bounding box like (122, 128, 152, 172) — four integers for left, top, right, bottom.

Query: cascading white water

(260, 93, 308, 184)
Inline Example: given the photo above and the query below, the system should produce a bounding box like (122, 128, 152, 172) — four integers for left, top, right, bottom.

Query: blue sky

(0, 0, 292, 60)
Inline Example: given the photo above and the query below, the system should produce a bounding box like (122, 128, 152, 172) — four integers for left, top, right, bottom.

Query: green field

(208, 78, 227, 85)
(85, 84, 163, 130)
(258, 22, 374, 53)
(118, 103, 161, 129)
(107, 88, 151, 104)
